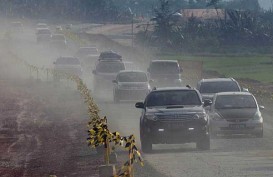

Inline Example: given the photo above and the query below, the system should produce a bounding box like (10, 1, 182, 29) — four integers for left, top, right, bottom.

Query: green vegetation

(160, 54, 273, 83)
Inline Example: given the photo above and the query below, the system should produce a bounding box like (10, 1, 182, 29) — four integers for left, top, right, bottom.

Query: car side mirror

(259, 105, 265, 110)
(203, 99, 212, 107)
(135, 102, 144, 109)
(242, 88, 249, 92)
(92, 70, 96, 74)
(112, 80, 118, 84)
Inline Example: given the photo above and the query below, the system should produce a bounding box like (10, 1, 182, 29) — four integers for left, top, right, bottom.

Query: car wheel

(141, 137, 152, 153)
(114, 94, 120, 103)
(196, 134, 210, 150)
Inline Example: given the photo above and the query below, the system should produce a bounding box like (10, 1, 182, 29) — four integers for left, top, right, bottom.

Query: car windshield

(118, 72, 147, 82)
(37, 29, 51, 35)
(37, 24, 47, 28)
(199, 81, 240, 93)
(52, 35, 65, 40)
(55, 57, 80, 65)
(150, 62, 180, 74)
(215, 95, 257, 109)
(96, 62, 125, 73)
(146, 90, 201, 107)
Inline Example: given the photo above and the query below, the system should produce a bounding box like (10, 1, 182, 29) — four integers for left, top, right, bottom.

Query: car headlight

(144, 114, 158, 121)
(211, 112, 222, 121)
(253, 111, 262, 120)
(193, 113, 208, 122)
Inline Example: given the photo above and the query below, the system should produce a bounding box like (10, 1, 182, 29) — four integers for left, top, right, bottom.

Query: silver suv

(196, 78, 247, 101)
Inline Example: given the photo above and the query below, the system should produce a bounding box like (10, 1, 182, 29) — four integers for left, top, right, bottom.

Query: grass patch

(160, 55, 273, 83)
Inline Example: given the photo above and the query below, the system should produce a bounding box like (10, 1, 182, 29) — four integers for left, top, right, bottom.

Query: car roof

(215, 92, 252, 96)
(151, 60, 178, 63)
(200, 78, 235, 82)
(118, 70, 146, 74)
(151, 87, 197, 92)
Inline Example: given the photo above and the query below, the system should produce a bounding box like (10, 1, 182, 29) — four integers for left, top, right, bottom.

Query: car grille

(157, 114, 194, 122)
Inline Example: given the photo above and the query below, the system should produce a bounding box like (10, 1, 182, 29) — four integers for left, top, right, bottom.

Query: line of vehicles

(14, 21, 265, 153)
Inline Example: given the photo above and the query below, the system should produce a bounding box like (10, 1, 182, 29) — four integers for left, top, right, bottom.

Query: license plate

(229, 124, 246, 129)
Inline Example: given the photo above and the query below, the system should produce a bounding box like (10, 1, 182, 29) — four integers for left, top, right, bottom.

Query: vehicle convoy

(196, 78, 247, 101)
(113, 70, 151, 103)
(53, 56, 83, 80)
(36, 28, 51, 43)
(50, 33, 67, 49)
(209, 92, 264, 138)
(135, 87, 212, 152)
(93, 58, 125, 93)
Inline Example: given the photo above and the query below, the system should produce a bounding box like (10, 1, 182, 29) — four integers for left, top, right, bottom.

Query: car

(75, 47, 99, 59)
(98, 51, 122, 61)
(36, 28, 51, 43)
(196, 78, 247, 101)
(50, 34, 67, 49)
(209, 92, 264, 138)
(53, 56, 83, 80)
(92, 60, 125, 93)
(147, 60, 183, 88)
(112, 70, 151, 103)
(9, 22, 24, 33)
(36, 23, 48, 29)
(135, 87, 212, 152)
(55, 26, 63, 32)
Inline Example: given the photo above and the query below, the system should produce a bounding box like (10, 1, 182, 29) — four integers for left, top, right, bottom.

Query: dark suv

(147, 60, 182, 88)
(196, 78, 247, 101)
(135, 87, 212, 152)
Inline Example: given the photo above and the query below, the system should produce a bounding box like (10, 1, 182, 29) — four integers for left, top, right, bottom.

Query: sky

(259, 0, 272, 9)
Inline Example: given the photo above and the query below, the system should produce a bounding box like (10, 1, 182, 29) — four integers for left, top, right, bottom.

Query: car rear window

(215, 95, 257, 109)
(150, 62, 180, 74)
(37, 29, 51, 35)
(146, 90, 201, 107)
(118, 72, 147, 82)
(55, 57, 80, 65)
(96, 62, 125, 73)
(199, 81, 240, 93)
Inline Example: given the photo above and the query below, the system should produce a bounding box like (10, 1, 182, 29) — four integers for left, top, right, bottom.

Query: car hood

(216, 108, 257, 119)
(146, 106, 204, 115)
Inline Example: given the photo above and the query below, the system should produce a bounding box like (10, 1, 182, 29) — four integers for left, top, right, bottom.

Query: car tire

(114, 94, 120, 103)
(196, 134, 210, 150)
(141, 137, 152, 153)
